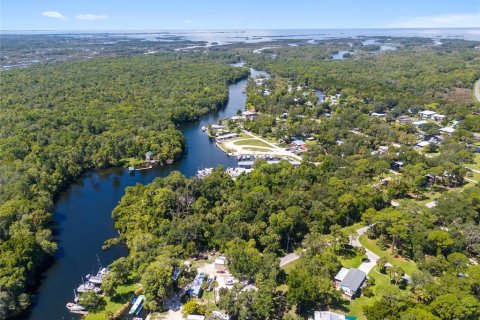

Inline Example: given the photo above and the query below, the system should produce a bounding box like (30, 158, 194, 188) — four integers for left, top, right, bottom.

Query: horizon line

(1, 26, 480, 32)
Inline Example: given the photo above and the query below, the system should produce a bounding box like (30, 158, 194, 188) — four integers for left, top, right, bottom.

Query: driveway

(351, 226, 379, 274)
(279, 252, 300, 268)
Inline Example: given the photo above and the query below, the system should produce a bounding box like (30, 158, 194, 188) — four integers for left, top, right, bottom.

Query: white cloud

(183, 19, 194, 25)
(388, 13, 480, 28)
(42, 11, 67, 20)
(76, 14, 109, 21)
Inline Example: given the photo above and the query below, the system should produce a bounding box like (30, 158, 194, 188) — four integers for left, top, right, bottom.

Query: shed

(215, 257, 227, 273)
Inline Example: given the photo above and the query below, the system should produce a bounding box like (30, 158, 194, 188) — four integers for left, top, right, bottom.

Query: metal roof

(340, 268, 366, 292)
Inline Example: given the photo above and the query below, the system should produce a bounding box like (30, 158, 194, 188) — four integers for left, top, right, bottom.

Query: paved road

(466, 167, 480, 174)
(351, 226, 379, 275)
(475, 79, 480, 102)
(279, 252, 301, 268)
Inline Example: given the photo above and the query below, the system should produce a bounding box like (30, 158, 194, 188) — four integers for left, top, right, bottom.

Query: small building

(290, 140, 307, 150)
(314, 311, 356, 320)
(419, 110, 437, 119)
(412, 120, 428, 127)
(334, 268, 367, 299)
(216, 133, 239, 142)
(432, 114, 446, 121)
(188, 273, 206, 298)
(439, 127, 455, 135)
(186, 316, 205, 320)
(415, 141, 430, 149)
(396, 115, 412, 125)
(371, 112, 386, 117)
(145, 151, 154, 161)
(242, 111, 257, 120)
(392, 161, 404, 171)
(215, 257, 227, 273)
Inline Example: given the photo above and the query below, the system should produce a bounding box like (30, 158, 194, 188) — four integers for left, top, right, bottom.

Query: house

(371, 112, 386, 117)
(415, 141, 430, 149)
(291, 139, 307, 152)
(419, 110, 437, 119)
(396, 115, 413, 125)
(186, 316, 205, 320)
(145, 151, 154, 161)
(215, 257, 227, 273)
(412, 120, 428, 127)
(314, 311, 357, 320)
(432, 114, 446, 121)
(439, 127, 455, 135)
(242, 111, 257, 119)
(334, 268, 367, 299)
(188, 273, 206, 297)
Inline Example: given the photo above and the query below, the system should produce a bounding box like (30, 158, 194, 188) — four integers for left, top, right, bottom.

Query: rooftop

(339, 268, 366, 292)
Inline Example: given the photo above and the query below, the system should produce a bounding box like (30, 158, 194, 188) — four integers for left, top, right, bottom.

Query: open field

(233, 138, 271, 148)
(445, 87, 474, 103)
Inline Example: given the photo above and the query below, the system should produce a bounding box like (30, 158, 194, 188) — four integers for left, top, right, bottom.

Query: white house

(419, 110, 437, 119)
(439, 127, 456, 135)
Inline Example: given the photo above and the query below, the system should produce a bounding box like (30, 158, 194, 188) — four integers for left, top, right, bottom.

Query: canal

(25, 66, 267, 320)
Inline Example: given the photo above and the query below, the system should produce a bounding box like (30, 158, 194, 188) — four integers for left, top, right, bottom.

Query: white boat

(77, 281, 101, 293)
(66, 303, 86, 312)
(201, 126, 206, 131)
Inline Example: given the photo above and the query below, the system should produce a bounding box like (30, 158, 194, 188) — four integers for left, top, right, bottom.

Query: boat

(129, 294, 145, 316)
(201, 126, 206, 131)
(77, 281, 95, 293)
(66, 303, 86, 312)
(86, 266, 110, 284)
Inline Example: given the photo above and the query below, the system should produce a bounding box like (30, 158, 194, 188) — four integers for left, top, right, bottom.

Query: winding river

(24, 66, 268, 320)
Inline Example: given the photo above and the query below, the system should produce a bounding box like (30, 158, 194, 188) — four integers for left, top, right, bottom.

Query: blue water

(24, 66, 261, 320)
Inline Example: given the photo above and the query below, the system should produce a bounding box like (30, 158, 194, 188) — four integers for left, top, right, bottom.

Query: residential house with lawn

(334, 267, 367, 299)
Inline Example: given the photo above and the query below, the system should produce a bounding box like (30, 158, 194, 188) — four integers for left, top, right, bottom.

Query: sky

(1, 0, 479, 30)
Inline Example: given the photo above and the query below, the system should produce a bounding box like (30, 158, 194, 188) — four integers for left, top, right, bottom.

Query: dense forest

(0, 52, 248, 316)
(108, 163, 480, 319)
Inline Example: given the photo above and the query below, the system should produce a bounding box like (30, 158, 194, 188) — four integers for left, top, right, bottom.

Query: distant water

(2, 28, 480, 42)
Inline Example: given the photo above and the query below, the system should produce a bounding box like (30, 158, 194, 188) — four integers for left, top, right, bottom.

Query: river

(24, 66, 267, 320)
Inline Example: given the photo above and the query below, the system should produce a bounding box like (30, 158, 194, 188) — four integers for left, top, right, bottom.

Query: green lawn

(84, 283, 140, 320)
(359, 235, 417, 275)
(344, 268, 394, 320)
(340, 254, 364, 269)
(282, 258, 301, 275)
(233, 138, 271, 148)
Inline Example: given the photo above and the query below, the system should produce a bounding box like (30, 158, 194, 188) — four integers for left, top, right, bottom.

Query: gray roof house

(334, 268, 367, 299)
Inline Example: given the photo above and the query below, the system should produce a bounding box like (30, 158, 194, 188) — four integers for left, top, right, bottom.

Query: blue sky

(1, 0, 479, 30)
